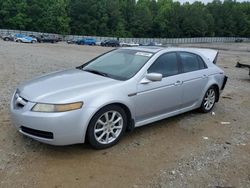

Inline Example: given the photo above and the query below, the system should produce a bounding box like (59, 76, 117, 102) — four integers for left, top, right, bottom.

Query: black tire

(16, 39, 21, 43)
(31, 40, 36, 43)
(4, 38, 9, 41)
(87, 105, 127, 149)
(200, 86, 217, 113)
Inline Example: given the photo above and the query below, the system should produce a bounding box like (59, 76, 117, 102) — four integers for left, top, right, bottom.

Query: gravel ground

(0, 41, 249, 188)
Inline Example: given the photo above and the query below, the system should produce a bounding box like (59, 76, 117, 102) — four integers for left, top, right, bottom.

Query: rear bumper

(221, 76, 228, 90)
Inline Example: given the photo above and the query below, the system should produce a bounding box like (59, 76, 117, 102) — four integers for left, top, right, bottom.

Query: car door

(133, 52, 183, 122)
(178, 52, 209, 108)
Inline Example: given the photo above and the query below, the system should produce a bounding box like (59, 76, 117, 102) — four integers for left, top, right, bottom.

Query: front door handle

(174, 80, 182, 86)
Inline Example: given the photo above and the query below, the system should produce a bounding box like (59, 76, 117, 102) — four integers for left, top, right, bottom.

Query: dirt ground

(0, 41, 249, 188)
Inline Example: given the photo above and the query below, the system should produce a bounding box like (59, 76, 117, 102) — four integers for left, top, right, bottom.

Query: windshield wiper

(83, 69, 109, 77)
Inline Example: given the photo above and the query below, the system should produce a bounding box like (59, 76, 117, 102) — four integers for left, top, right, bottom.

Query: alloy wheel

(94, 111, 123, 144)
(203, 88, 216, 111)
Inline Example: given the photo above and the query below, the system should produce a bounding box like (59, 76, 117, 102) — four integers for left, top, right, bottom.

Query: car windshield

(80, 49, 153, 81)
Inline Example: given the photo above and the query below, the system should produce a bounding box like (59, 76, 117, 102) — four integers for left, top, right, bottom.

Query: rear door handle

(174, 80, 182, 86)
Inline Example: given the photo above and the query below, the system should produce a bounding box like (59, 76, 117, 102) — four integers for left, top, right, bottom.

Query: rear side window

(197, 56, 207, 69)
(148, 52, 179, 77)
(179, 52, 200, 73)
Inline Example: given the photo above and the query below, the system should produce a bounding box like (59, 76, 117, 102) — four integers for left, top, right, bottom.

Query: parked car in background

(10, 47, 227, 149)
(76, 38, 96, 45)
(32, 34, 59, 43)
(119, 41, 129, 47)
(127, 42, 139, 47)
(235, 38, 243, 43)
(1, 34, 15, 41)
(120, 41, 139, 47)
(14, 34, 37, 43)
(96, 41, 102, 46)
(143, 41, 162, 46)
(101, 39, 120, 47)
(67, 39, 78, 44)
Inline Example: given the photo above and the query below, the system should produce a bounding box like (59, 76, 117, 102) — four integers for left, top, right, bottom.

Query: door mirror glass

(146, 73, 162, 82)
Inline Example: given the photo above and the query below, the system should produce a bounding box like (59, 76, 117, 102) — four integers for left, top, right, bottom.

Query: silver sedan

(10, 47, 227, 149)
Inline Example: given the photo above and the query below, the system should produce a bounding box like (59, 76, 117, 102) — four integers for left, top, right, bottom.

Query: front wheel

(87, 105, 127, 149)
(200, 86, 217, 113)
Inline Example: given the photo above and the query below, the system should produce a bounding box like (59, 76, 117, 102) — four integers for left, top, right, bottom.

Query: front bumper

(10, 94, 93, 145)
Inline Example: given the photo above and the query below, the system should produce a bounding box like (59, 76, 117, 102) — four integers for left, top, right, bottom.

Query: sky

(175, 0, 250, 4)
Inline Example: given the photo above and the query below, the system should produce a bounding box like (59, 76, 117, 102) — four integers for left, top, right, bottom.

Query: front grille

(21, 126, 54, 139)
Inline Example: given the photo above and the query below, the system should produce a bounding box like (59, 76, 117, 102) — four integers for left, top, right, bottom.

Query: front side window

(179, 52, 200, 73)
(148, 52, 179, 77)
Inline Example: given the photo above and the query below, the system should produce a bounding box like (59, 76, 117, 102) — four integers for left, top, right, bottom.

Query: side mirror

(140, 73, 163, 84)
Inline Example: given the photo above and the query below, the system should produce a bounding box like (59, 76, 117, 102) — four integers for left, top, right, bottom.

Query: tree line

(0, 0, 250, 38)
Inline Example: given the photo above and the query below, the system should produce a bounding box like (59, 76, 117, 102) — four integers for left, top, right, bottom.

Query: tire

(16, 39, 21, 43)
(87, 105, 127, 149)
(4, 38, 9, 41)
(31, 40, 36, 43)
(200, 86, 217, 113)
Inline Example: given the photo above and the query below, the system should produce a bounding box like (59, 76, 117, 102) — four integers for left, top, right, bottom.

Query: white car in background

(120, 41, 139, 47)
(14, 34, 37, 43)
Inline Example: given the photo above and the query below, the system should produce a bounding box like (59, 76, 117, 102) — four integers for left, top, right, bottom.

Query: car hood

(18, 69, 119, 103)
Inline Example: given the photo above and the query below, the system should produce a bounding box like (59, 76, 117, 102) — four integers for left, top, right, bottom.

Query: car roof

(122, 46, 165, 53)
(122, 46, 215, 54)
(121, 47, 218, 62)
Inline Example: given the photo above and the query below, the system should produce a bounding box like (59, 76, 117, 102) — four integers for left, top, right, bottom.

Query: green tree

(130, 0, 153, 37)
(0, 0, 30, 30)
(1, 0, 250, 37)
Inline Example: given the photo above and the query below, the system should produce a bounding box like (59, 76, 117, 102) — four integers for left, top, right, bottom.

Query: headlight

(31, 102, 83, 112)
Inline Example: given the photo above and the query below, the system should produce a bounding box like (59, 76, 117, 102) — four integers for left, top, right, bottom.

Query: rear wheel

(16, 39, 21, 43)
(200, 86, 217, 113)
(87, 105, 127, 149)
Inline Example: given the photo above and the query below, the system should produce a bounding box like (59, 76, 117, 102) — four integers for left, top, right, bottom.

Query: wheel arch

(210, 84, 220, 102)
(198, 80, 220, 108)
(110, 102, 135, 132)
(83, 102, 135, 143)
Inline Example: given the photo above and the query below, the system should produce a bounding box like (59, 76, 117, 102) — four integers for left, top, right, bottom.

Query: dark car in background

(32, 34, 60, 43)
(76, 38, 96, 45)
(1, 34, 15, 41)
(101, 39, 120, 47)
(235, 38, 243, 43)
